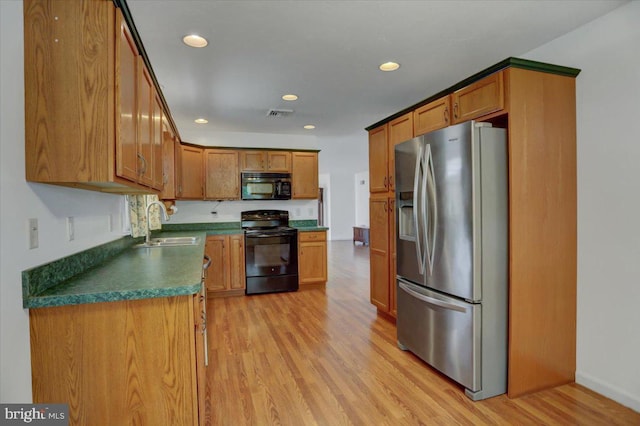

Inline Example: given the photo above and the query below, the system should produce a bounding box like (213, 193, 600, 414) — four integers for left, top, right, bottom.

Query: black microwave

(241, 173, 292, 200)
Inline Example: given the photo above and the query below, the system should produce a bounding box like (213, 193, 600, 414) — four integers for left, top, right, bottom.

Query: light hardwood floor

(205, 241, 639, 425)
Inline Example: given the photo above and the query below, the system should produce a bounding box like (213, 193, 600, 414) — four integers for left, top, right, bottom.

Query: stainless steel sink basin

(136, 236, 200, 248)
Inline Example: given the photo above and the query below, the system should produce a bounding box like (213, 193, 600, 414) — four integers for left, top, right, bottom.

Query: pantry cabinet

(298, 231, 328, 287)
(24, 0, 170, 194)
(368, 112, 411, 317)
(368, 125, 389, 193)
(204, 235, 246, 297)
(30, 295, 205, 425)
(205, 149, 240, 200)
(292, 152, 319, 199)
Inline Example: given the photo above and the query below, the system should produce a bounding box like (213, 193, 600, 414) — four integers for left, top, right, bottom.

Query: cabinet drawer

(299, 231, 326, 242)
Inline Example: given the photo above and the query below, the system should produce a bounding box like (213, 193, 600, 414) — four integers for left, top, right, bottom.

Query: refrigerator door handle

(426, 147, 438, 274)
(398, 281, 468, 313)
(422, 145, 431, 274)
(413, 142, 425, 275)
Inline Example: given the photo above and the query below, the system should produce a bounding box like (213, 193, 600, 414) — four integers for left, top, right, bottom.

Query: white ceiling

(127, 0, 627, 140)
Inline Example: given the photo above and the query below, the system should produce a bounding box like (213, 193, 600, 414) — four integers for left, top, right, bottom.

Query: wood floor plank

(205, 241, 640, 425)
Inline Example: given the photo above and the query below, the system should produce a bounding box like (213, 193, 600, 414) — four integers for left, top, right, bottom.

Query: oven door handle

(246, 233, 295, 238)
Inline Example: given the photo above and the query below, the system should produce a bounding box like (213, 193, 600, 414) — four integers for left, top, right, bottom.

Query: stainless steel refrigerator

(395, 121, 507, 401)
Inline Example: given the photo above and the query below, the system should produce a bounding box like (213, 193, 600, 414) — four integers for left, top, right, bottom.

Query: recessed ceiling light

(379, 61, 400, 72)
(303, 125, 315, 130)
(194, 118, 208, 124)
(282, 94, 298, 101)
(183, 34, 208, 48)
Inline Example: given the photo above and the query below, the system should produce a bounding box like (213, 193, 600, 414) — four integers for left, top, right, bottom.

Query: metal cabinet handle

(444, 107, 449, 123)
(389, 175, 393, 189)
(453, 102, 459, 119)
(138, 153, 147, 175)
(383, 176, 388, 188)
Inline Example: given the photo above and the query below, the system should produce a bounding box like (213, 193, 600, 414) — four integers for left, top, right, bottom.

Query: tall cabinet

(368, 112, 413, 318)
(366, 59, 579, 398)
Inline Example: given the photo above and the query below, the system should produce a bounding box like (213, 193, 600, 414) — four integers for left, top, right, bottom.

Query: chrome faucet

(145, 201, 170, 245)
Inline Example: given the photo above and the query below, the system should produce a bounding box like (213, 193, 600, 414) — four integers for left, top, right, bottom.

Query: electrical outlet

(67, 217, 75, 241)
(28, 218, 38, 249)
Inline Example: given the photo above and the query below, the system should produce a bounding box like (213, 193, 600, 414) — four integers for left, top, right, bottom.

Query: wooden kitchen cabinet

(451, 71, 505, 124)
(24, 0, 168, 194)
(178, 145, 204, 199)
(30, 295, 205, 425)
(414, 95, 451, 136)
(205, 234, 245, 297)
(298, 231, 327, 287)
(388, 112, 414, 192)
(152, 93, 164, 190)
(291, 152, 319, 199)
(160, 119, 177, 200)
(368, 125, 389, 193)
(205, 149, 240, 200)
(369, 195, 391, 312)
(240, 150, 291, 172)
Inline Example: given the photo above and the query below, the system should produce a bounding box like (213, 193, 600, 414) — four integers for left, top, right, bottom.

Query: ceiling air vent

(266, 108, 293, 118)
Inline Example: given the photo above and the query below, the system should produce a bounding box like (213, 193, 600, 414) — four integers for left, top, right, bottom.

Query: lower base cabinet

(298, 231, 328, 288)
(205, 234, 246, 297)
(29, 295, 206, 426)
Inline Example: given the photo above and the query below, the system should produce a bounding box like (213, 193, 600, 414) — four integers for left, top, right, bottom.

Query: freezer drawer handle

(399, 282, 468, 313)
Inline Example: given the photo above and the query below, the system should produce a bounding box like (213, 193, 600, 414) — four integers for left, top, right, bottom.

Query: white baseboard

(576, 371, 640, 413)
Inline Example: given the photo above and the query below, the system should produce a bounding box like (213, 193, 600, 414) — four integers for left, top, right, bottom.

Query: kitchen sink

(136, 236, 200, 248)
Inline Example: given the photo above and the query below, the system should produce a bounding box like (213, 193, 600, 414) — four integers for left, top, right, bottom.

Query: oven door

(245, 232, 298, 277)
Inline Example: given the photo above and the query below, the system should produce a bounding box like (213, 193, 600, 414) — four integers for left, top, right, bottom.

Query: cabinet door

(179, 145, 204, 199)
(241, 151, 266, 171)
(229, 234, 246, 291)
(368, 125, 389, 193)
(451, 71, 504, 124)
(389, 197, 397, 317)
(267, 151, 291, 172)
(414, 96, 451, 136)
(370, 195, 390, 312)
(115, 10, 138, 182)
(159, 119, 176, 199)
(205, 236, 228, 292)
(292, 152, 319, 199)
(151, 94, 164, 190)
(299, 240, 327, 285)
(192, 293, 206, 426)
(388, 113, 413, 193)
(137, 59, 154, 187)
(205, 150, 239, 200)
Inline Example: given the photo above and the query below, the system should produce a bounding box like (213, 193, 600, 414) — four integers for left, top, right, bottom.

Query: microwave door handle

(413, 142, 425, 275)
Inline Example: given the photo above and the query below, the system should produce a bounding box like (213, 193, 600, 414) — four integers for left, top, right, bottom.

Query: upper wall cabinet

(291, 152, 318, 199)
(240, 151, 291, 172)
(413, 96, 451, 137)
(205, 149, 240, 200)
(24, 0, 174, 194)
(451, 71, 505, 124)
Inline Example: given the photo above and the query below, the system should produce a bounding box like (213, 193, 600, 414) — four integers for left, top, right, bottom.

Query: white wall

(523, 1, 640, 411)
(316, 132, 369, 240)
(169, 199, 317, 224)
(0, 0, 125, 402)
(354, 171, 370, 227)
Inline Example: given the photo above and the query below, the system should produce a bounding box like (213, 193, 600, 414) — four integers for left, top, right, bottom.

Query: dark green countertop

(23, 231, 206, 309)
